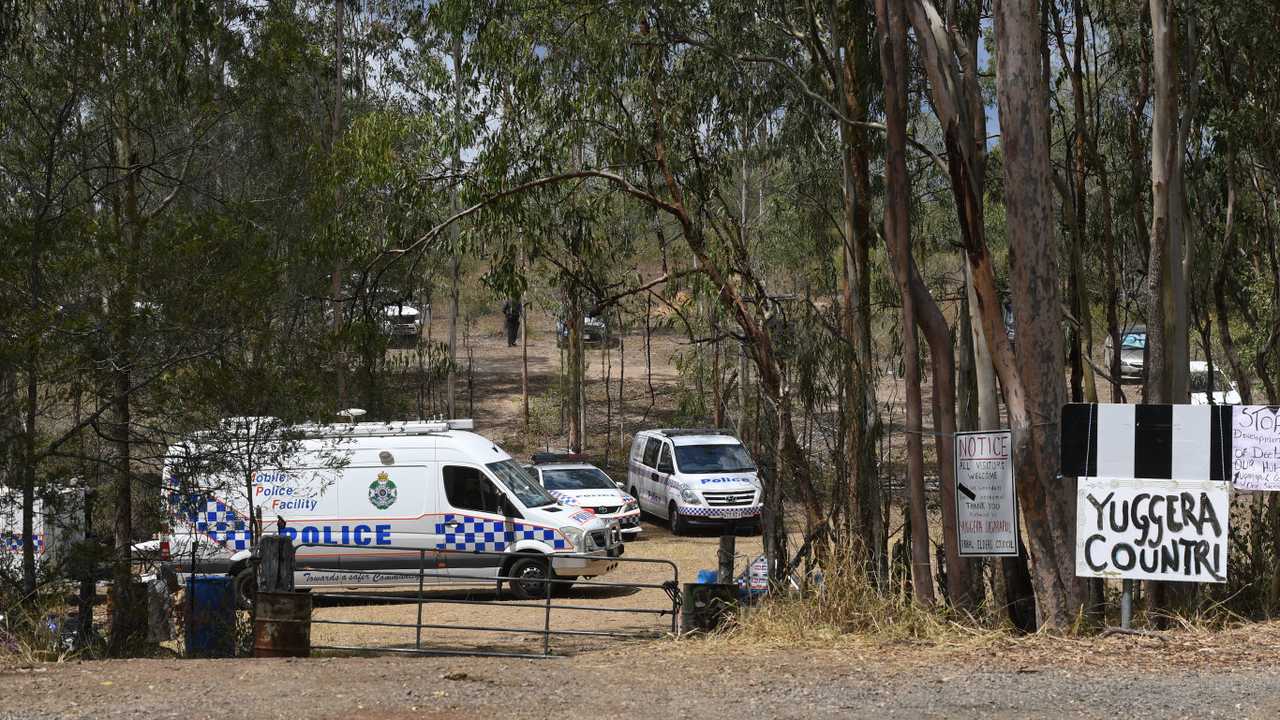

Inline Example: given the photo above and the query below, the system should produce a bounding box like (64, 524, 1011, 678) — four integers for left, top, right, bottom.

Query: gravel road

(4, 640, 1279, 720)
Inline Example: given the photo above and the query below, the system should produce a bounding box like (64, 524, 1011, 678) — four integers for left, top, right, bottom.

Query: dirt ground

(6, 622, 1280, 719)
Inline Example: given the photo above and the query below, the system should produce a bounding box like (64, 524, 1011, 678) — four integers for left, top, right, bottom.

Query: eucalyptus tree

(396, 0, 835, 577)
(0, 0, 98, 599)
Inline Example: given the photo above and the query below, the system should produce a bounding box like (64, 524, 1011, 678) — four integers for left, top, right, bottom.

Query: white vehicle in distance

(134, 418, 622, 602)
(1189, 361, 1242, 405)
(526, 453, 641, 538)
(627, 429, 762, 535)
(1, 487, 85, 577)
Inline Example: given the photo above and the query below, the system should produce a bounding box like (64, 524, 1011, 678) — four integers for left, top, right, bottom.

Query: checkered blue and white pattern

(548, 490, 579, 506)
(167, 480, 252, 551)
(2, 534, 44, 553)
(680, 505, 761, 519)
(434, 513, 569, 552)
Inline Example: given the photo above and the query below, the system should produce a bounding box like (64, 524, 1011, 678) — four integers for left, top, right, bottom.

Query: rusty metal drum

(253, 591, 312, 658)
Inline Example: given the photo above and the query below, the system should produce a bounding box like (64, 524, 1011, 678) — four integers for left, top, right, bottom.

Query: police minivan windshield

(488, 460, 558, 507)
(541, 467, 616, 491)
(673, 444, 756, 474)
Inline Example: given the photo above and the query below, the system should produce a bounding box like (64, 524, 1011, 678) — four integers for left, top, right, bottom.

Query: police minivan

(138, 419, 621, 602)
(626, 429, 762, 534)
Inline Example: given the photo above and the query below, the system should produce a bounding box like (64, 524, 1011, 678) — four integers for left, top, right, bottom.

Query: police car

(526, 453, 642, 537)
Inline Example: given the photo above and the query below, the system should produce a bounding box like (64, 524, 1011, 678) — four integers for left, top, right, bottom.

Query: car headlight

(559, 526, 585, 551)
(624, 500, 638, 512)
(678, 484, 702, 505)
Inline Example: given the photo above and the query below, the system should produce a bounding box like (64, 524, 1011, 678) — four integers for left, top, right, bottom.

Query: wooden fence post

(259, 535, 295, 593)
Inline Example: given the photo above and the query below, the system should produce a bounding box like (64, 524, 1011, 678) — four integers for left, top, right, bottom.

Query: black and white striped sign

(1060, 404, 1233, 482)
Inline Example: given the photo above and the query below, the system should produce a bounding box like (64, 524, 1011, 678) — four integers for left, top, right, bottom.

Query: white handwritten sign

(954, 430, 1018, 557)
(1075, 477, 1229, 583)
(1231, 406, 1280, 491)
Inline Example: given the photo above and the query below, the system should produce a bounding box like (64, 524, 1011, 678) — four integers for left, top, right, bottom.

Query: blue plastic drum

(185, 575, 236, 657)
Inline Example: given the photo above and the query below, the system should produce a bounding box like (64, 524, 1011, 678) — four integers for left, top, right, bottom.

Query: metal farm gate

(292, 543, 681, 659)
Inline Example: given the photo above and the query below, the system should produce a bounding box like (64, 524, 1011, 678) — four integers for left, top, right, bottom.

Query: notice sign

(1076, 477, 1228, 583)
(955, 430, 1018, 557)
(1231, 406, 1280, 491)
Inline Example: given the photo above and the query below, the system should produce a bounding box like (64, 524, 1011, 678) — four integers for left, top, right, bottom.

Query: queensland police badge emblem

(368, 471, 398, 510)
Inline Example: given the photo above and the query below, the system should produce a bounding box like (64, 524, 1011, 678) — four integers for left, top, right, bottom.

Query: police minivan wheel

(507, 556, 554, 600)
(669, 503, 690, 536)
(232, 565, 257, 610)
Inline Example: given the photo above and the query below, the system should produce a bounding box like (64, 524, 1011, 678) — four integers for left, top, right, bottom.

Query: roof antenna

(336, 408, 367, 425)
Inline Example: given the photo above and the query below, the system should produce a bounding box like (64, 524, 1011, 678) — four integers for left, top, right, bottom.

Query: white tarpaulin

(954, 430, 1018, 557)
(1075, 477, 1229, 583)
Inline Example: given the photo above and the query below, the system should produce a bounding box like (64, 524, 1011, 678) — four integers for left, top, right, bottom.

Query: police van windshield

(541, 467, 616, 491)
(673, 444, 756, 474)
(488, 460, 558, 507)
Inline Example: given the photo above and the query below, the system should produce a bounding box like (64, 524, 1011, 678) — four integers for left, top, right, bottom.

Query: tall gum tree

(874, 0, 935, 606)
(989, 0, 1086, 627)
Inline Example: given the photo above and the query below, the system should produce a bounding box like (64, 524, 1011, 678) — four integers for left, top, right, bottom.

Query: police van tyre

(669, 502, 690, 535)
(231, 563, 257, 610)
(506, 555, 571, 600)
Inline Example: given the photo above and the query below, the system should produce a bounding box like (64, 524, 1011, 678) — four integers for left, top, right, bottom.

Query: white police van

(526, 453, 642, 537)
(626, 429, 762, 534)
(139, 419, 622, 601)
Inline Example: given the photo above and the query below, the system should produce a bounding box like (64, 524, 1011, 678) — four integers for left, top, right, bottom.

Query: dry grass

(0, 592, 80, 665)
(718, 543, 1009, 649)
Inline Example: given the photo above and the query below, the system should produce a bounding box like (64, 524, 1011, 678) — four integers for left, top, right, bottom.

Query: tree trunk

(1057, 0, 1097, 405)
(522, 292, 530, 432)
(992, 0, 1086, 628)
(20, 225, 40, 597)
(1213, 157, 1250, 403)
(876, 0, 934, 606)
(908, 259, 973, 608)
(107, 123, 142, 656)
(957, 264, 978, 433)
(965, 264, 999, 428)
(835, 17, 886, 579)
(330, 0, 347, 409)
(446, 31, 464, 418)
(21, 366, 36, 598)
(1099, 164, 1125, 403)
(616, 307, 625, 456)
(567, 286, 584, 453)
(1145, 0, 1192, 624)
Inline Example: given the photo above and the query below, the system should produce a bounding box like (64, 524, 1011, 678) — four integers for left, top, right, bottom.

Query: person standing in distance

(502, 297, 522, 347)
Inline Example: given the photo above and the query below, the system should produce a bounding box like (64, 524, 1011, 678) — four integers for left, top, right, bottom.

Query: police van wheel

(669, 503, 689, 536)
(507, 557, 553, 600)
(232, 565, 257, 610)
